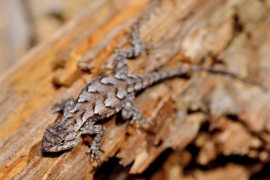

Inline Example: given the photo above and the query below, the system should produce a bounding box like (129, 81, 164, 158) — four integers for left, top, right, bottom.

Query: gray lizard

(41, 23, 260, 165)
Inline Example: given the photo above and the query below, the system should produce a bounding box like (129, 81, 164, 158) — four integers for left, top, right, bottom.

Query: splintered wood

(0, 0, 270, 179)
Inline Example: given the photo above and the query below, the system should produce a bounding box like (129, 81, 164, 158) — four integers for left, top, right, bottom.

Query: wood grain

(0, 0, 270, 179)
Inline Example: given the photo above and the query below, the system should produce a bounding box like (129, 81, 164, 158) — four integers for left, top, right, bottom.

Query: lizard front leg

(80, 122, 105, 165)
(53, 98, 76, 117)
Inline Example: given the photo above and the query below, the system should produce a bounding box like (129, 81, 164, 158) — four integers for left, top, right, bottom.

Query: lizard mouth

(41, 140, 62, 152)
(41, 144, 63, 152)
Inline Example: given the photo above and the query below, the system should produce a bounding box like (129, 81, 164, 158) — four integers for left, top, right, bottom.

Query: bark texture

(0, 0, 270, 179)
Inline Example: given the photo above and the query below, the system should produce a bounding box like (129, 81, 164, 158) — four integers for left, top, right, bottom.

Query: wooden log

(0, 0, 269, 179)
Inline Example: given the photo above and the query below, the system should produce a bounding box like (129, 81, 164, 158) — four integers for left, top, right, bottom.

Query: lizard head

(41, 123, 71, 152)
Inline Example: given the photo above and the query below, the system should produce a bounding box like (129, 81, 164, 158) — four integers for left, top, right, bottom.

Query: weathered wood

(0, 0, 270, 179)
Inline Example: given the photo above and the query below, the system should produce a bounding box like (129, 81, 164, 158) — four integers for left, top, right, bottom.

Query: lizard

(41, 23, 261, 166)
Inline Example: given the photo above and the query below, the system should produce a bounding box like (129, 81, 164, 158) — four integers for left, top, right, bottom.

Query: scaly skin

(41, 23, 261, 165)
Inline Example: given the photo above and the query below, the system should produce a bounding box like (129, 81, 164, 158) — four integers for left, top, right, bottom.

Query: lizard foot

(87, 141, 103, 166)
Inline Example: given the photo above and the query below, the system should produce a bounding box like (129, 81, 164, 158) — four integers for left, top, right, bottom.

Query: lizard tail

(141, 66, 266, 91)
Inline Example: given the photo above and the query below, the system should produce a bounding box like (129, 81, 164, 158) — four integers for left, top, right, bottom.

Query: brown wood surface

(0, 0, 270, 179)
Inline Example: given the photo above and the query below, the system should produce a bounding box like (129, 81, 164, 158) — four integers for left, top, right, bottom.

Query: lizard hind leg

(115, 23, 145, 75)
(121, 94, 154, 129)
(81, 123, 105, 166)
(129, 105, 154, 129)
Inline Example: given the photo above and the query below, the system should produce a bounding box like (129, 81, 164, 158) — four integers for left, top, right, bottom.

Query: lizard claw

(99, 147, 105, 153)
(87, 142, 103, 166)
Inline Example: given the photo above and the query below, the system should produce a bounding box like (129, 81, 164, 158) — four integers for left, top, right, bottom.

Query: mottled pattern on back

(41, 24, 150, 165)
(41, 23, 256, 166)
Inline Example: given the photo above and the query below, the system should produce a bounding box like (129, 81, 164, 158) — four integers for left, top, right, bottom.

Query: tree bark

(0, 0, 269, 179)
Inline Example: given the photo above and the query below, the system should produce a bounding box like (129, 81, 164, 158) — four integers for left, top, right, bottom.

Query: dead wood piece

(0, 0, 270, 179)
